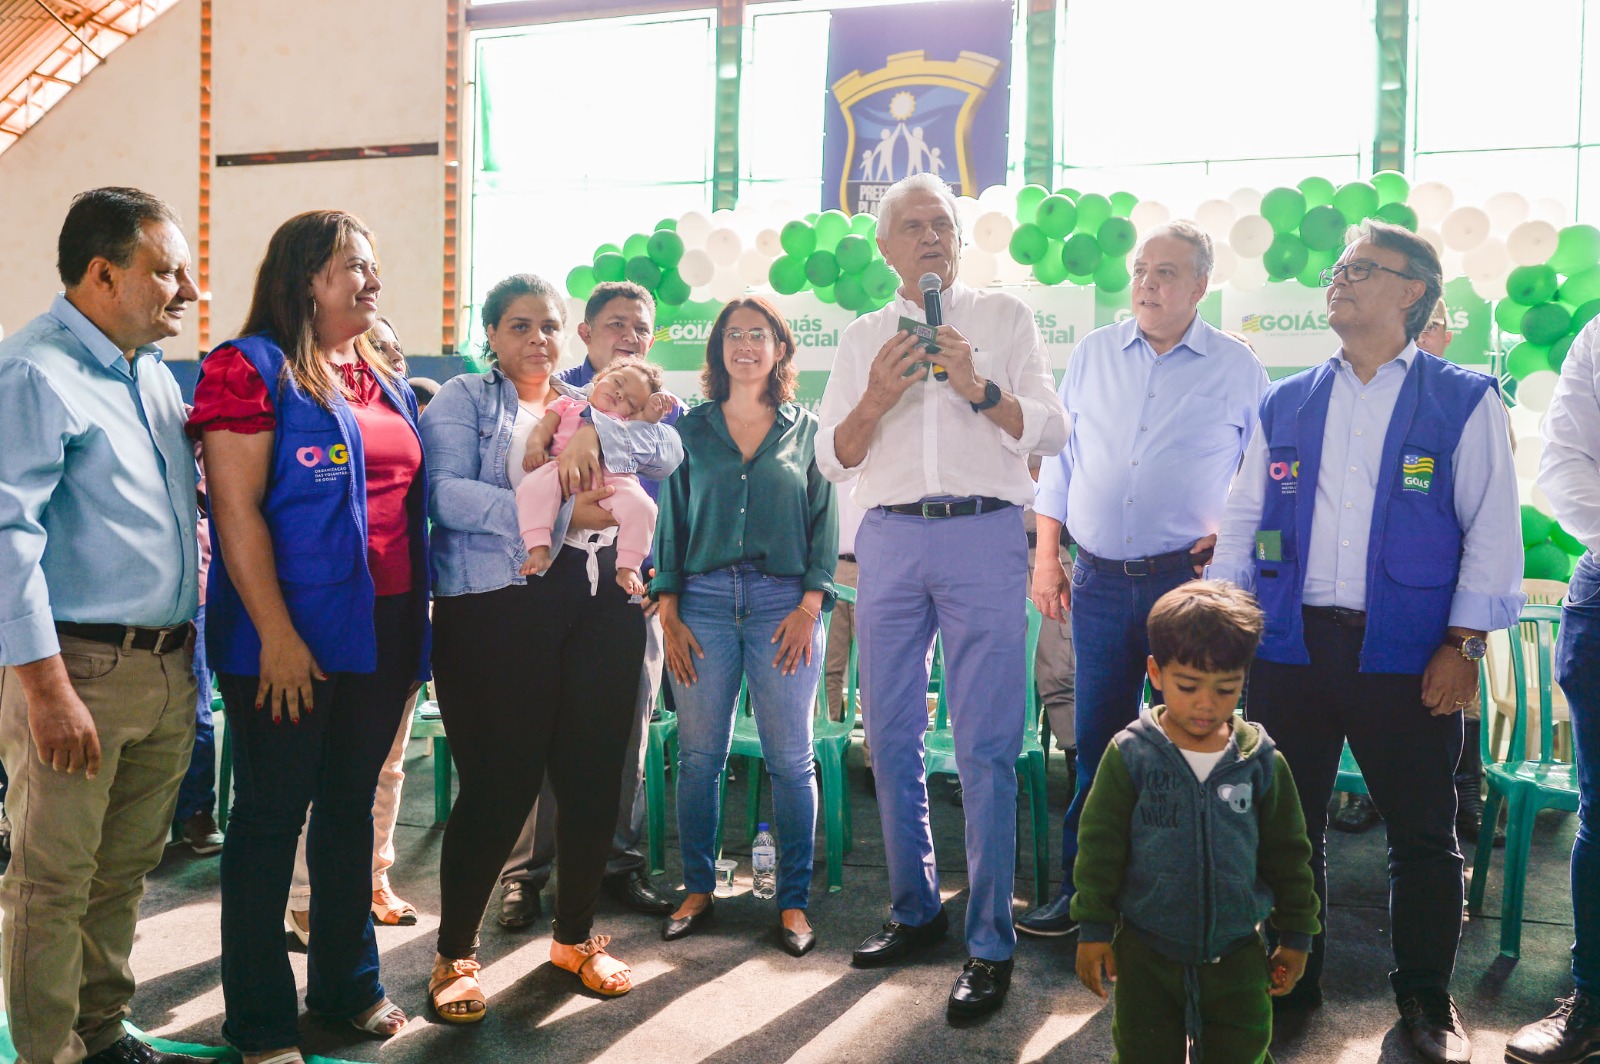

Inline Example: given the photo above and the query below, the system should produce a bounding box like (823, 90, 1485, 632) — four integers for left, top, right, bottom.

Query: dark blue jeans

(217, 594, 419, 1053)
(1558, 552, 1600, 993)
(174, 602, 216, 824)
(1059, 559, 1190, 897)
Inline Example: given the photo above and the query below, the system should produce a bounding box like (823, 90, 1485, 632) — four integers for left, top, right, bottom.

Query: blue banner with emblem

(822, 1, 1013, 217)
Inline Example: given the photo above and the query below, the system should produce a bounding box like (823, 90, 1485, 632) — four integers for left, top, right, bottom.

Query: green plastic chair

(409, 688, 453, 826)
(922, 600, 1052, 907)
(1468, 602, 1579, 960)
(643, 692, 679, 876)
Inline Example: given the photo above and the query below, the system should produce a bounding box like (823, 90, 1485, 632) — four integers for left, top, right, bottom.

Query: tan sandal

(371, 887, 419, 926)
(551, 935, 632, 996)
(429, 956, 487, 1024)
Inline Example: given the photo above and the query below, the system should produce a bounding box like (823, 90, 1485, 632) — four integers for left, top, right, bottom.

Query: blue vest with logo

(1254, 351, 1493, 674)
(204, 334, 431, 680)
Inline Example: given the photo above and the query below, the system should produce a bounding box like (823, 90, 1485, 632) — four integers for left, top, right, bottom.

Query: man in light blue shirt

(0, 188, 210, 1064)
(1019, 222, 1267, 936)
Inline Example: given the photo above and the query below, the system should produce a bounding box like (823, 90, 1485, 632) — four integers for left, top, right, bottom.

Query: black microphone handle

(923, 288, 949, 380)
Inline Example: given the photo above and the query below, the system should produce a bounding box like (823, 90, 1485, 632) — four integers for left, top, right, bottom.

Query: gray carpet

(30, 739, 1582, 1062)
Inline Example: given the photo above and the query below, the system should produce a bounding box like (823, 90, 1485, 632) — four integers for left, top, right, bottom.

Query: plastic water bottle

(752, 823, 777, 900)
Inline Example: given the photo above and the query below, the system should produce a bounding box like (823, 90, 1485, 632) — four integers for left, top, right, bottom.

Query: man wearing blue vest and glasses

(1211, 219, 1523, 1064)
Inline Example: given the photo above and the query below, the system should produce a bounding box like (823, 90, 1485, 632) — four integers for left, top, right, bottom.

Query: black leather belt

(1077, 546, 1207, 578)
(839, 553, 857, 562)
(1303, 605, 1368, 629)
(56, 621, 193, 655)
(881, 496, 1012, 519)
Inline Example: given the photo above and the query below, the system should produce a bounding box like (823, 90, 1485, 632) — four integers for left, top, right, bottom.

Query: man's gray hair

(1134, 220, 1214, 281)
(876, 173, 961, 235)
(1346, 219, 1443, 343)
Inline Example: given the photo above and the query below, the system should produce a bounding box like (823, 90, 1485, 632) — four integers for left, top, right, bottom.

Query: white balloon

(955, 195, 982, 232)
(1507, 220, 1560, 267)
(1417, 226, 1446, 258)
(1409, 182, 1455, 225)
(1228, 187, 1263, 216)
(677, 210, 712, 248)
(1230, 257, 1267, 291)
(1484, 191, 1530, 232)
(1441, 247, 1466, 281)
(709, 266, 746, 304)
(566, 298, 585, 327)
(1469, 272, 1508, 302)
(978, 184, 1014, 213)
(1508, 403, 1544, 439)
(705, 227, 743, 266)
(678, 249, 715, 287)
(1514, 438, 1543, 479)
(959, 247, 998, 288)
(1532, 197, 1570, 226)
(996, 252, 1033, 286)
(1463, 236, 1509, 281)
(1209, 243, 1237, 287)
(737, 248, 771, 286)
(972, 211, 1014, 254)
(1130, 199, 1171, 233)
(1518, 370, 1561, 413)
(1442, 206, 1491, 251)
(1195, 199, 1237, 237)
(1518, 476, 1538, 507)
(1533, 481, 1555, 515)
(689, 284, 714, 305)
(1228, 215, 1275, 258)
(755, 228, 784, 258)
(565, 331, 587, 361)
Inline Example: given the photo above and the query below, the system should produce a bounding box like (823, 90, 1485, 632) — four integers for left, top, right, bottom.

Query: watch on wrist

(1444, 632, 1488, 662)
(970, 378, 1002, 412)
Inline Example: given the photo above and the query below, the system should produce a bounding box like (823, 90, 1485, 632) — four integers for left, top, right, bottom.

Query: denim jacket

(419, 366, 684, 597)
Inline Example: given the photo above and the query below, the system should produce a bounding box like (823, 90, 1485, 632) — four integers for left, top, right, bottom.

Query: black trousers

(1247, 609, 1464, 998)
(432, 544, 645, 955)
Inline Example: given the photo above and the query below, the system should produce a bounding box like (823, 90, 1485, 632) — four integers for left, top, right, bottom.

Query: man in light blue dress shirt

(1210, 221, 1523, 1063)
(1019, 222, 1268, 937)
(0, 188, 210, 1064)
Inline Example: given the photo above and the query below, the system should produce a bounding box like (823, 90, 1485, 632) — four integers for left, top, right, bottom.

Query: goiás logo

(1268, 458, 1300, 494)
(297, 442, 350, 486)
(1401, 453, 1434, 494)
(1239, 311, 1330, 335)
(658, 314, 839, 348)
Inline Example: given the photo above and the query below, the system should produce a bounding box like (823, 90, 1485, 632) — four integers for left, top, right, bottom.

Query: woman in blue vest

(192, 211, 429, 1064)
(419, 273, 683, 1023)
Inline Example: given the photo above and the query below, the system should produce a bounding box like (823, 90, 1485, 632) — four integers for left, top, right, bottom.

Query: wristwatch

(970, 378, 1002, 412)
(1444, 632, 1488, 662)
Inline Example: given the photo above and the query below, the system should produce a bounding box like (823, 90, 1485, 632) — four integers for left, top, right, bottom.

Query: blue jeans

(670, 565, 820, 911)
(174, 602, 216, 824)
(1559, 552, 1600, 993)
(1060, 560, 1191, 897)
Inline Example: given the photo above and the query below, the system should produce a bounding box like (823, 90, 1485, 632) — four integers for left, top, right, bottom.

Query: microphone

(918, 272, 949, 380)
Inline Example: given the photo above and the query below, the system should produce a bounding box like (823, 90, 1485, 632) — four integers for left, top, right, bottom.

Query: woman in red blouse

(190, 211, 429, 1064)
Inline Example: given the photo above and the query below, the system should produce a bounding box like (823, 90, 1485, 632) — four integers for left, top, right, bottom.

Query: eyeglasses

(1319, 260, 1416, 286)
(722, 328, 770, 345)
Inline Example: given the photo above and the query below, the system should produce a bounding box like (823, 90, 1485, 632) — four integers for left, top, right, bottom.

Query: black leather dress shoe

(496, 879, 541, 930)
(662, 899, 715, 941)
(604, 869, 675, 915)
(1505, 991, 1600, 1064)
(1015, 891, 1077, 937)
(947, 957, 1013, 1019)
(850, 905, 949, 967)
(1397, 988, 1472, 1063)
(779, 922, 817, 957)
(84, 1034, 212, 1064)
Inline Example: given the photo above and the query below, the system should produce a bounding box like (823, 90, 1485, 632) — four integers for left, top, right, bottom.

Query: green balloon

(566, 265, 598, 300)
(780, 221, 817, 258)
(1016, 184, 1049, 224)
(1263, 233, 1310, 281)
(593, 242, 622, 262)
(849, 211, 877, 236)
(657, 269, 690, 306)
(1033, 251, 1069, 286)
(1525, 541, 1573, 581)
(1370, 170, 1410, 206)
(1054, 186, 1081, 200)
(593, 252, 626, 283)
(1508, 265, 1560, 307)
(1506, 340, 1552, 379)
(1523, 302, 1573, 345)
(814, 210, 850, 251)
(1332, 181, 1380, 224)
(1109, 191, 1138, 216)
(1062, 232, 1104, 275)
(647, 229, 685, 268)
(813, 282, 837, 305)
(805, 249, 841, 287)
(1094, 255, 1130, 293)
(769, 256, 807, 295)
(1075, 193, 1113, 235)
(835, 234, 873, 274)
(654, 218, 678, 232)
(623, 233, 650, 260)
(1552, 521, 1586, 556)
(1560, 266, 1600, 306)
(1298, 176, 1337, 209)
(1374, 202, 1419, 231)
(1097, 217, 1138, 258)
(1297, 248, 1339, 289)
(1574, 298, 1600, 332)
(1522, 504, 1556, 547)
(1550, 332, 1577, 370)
(1494, 299, 1529, 335)
(834, 272, 868, 312)
(1551, 225, 1600, 275)
(1009, 223, 1049, 265)
(624, 255, 661, 289)
(1261, 187, 1308, 234)
(1035, 194, 1078, 238)
(863, 260, 899, 301)
(1299, 205, 1349, 251)
(804, 212, 818, 224)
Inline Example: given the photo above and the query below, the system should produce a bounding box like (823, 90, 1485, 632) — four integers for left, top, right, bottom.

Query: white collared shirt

(815, 282, 1068, 507)
(1540, 316, 1600, 553)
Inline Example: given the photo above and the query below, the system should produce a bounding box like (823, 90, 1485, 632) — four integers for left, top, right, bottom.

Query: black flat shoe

(662, 899, 714, 941)
(1398, 988, 1472, 1064)
(947, 957, 1013, 1019)
(496, 880, 540, 930)
(83, 1034, 212, 1063)
(851, 905, 949, 967)
(779, 923, 816, 957)
(605, 869, 676, 915)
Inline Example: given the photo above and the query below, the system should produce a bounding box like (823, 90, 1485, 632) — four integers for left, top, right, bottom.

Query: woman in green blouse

(651, 296, 838, 957)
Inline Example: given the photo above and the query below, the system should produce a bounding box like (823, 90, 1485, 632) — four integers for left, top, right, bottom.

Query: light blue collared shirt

(1211, 345, 1526, 631)
(1035, 314, 1268, 560)
(0, 294, 199, 665)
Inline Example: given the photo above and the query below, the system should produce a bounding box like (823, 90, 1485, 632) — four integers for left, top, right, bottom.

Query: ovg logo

(297, 444, 349, 468)
(1402, 453, 1435, 493)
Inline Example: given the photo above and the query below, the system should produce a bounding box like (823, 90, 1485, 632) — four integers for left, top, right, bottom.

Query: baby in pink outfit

(517, 358, 673, 595)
